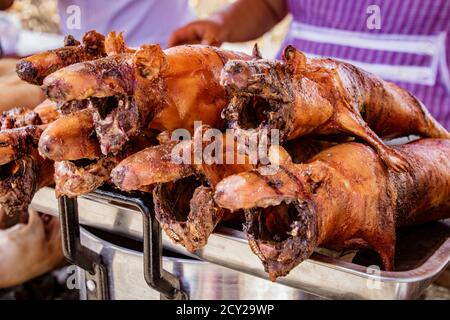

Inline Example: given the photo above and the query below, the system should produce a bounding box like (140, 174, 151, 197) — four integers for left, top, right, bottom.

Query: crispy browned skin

(0, 99, 58, 130)
(42, 43, 252, 155)
(0, 150, 54, 215)
(111, 126, 332, 251)
(16, 31, 106, 85)
(0, 100, 59, 166)
(214, 139, 450, 280)
(221, 46, 450, 172)
(38, 109, 101, 161)
(0, 101, 58, 215)
(54, 157, 117, 198)
(51, 128, 158, 198)
(111, 127, 250, 251)
(38, 106, 158, 197)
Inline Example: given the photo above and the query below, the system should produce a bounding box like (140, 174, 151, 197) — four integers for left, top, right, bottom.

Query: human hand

(168, 20, 225, 47)
(0, 209, 63, 289)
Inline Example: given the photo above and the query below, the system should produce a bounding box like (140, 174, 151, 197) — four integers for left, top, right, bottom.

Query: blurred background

(5, 0, 291, 58)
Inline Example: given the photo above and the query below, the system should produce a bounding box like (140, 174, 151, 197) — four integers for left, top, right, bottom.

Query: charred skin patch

(244, 200, 318, 280)
(17, 31, 106, 85)
(0, 157, 37, 216)
(89, 96, 142, 156)
(153, 176, 225, 252)
(155, 176, 203, 222)
(221, 59, 294, 140)
(57, 100, 90, 115)
(54, 157, 114, 198)
(15, 60, 39, 85)
(0, 126, 42, 166)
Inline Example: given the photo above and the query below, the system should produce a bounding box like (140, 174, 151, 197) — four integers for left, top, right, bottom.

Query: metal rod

(90, 188, 187, 299)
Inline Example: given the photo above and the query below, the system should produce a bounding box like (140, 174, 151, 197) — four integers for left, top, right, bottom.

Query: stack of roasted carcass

(2, 30, 449, 280)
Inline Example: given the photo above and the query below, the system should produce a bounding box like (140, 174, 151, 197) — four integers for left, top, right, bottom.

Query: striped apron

(280, 0, 450, 130)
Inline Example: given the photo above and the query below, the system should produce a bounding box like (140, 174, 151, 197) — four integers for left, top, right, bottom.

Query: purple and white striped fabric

(280, 0, 450, 130)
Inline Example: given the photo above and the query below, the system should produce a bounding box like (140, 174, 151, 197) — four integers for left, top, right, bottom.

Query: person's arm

(168, 0, 288, 47)
(0, 0, 14, 10)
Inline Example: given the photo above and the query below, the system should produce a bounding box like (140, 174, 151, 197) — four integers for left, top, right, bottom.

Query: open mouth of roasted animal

(54, 157, 114, 198)
(225, 96, 283, 130)
(153, 175, 224, 251)
(244, 199, 318, 280)
(221, 60, 293, 136)
(0, 157, 36, 215)
(55, 96, 140, 156)
(42, 53, 151, 156)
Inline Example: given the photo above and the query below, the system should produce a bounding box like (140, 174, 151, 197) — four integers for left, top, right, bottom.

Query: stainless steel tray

(77, 226, 318, 300)
(31, 187, 450, 299)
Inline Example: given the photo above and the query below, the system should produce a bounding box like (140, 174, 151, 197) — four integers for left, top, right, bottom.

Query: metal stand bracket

(58, 188, 188, 300)
(59, 196, 109, 300)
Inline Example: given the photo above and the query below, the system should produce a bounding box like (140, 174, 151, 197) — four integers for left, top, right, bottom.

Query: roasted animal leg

(16, 31, 106, 85)
(39, 109, 101, 161)
(214, 139, 450, 280)
(112, 126, 332, 251)
(221, 46, 450, 172)
(39, 108, 158, 197)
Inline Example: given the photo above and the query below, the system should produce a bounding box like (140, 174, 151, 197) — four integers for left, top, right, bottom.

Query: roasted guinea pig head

(38, 108, 158, 197)
(214, 140, 450, 280)
(0, 101, 58, 215)
(41, 38, 165, 156)
(110, 126, 252, 251)
(221, 46, 450, 173)
(38, 108, 103, 197)
(220, 46, 296, 139)
(42, 35, 252, 156)
(16, 30, 106, 85)
(111, 126, 332, 252)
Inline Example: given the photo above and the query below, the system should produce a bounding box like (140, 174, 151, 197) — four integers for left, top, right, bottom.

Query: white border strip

(305, 53, 436, 85)
(291, 22, 440, 56)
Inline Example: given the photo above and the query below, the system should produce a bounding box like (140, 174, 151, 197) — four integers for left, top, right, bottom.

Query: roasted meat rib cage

(41, 36, 253, 156)
(16, 30, 106, 85)
(214, 139, 450, 280)
(111, 125, 335, 251)
(0, 100, 59, 215)
(221, 46, 450, 172)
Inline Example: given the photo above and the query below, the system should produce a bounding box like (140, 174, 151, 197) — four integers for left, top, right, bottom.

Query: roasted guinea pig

(38, 108, 158, 197)
(0, 100, 59, 215)
(221, 45, 450, 172)
(16, 30, 106, 85)
(111, 126, 252, 251)
(41, 33, 253, 155)
(111, 126, 334, 251)
(214, 139, 450, 280)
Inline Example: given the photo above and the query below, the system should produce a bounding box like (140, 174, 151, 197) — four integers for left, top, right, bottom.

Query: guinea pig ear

(82, 30, 106, 55)
(105, 31, 129, 55)
(134, 44, 166, 80)
(282, 45, 306, 74)
(252, 43, 263, 60)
